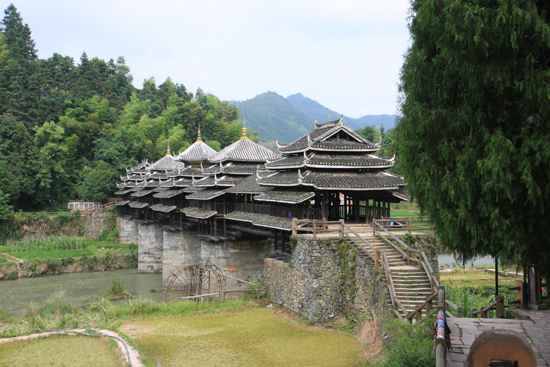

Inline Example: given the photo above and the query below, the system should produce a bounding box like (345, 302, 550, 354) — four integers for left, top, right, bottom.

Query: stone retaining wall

(201, 239, 271, 291)
(137, 223, 163, 273)
(118, 217, 138, 244)
(162, 230, 201, 282)
(265, 236, 385, 322)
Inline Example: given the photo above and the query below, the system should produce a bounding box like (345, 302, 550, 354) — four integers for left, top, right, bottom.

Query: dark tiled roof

(131, 190, 154, 198)
(277, 118, 379, 153)
(307, 153, 393, 168)
(225, 211, 292, 231)
(152, 187, 170, 192)
(259, 170, 405, 190)
(303, 171, 404, 190)
(150, 204, 177, 213)
(150, 154, 186, 171)
(182, 207, 217, 219)
(258, 171, 301, 186)
(393, 192, 410, 201)
(174, 178, 194, 187)
(145, 181, 160, 188)
(209, 138, 280, 163)
(114, 189, 134, 195)
(225, 175, 273, 194)
(183, 186, 204, 193)
(115, 200, 130, 206)
(181, 167, 204, 177)
(149, 172, 168, 180)
(254, 190, 314, 204)
(129, 201, 149, 209)
(153, 189, 186, 199)
(266, 153, 393, 169)
(165, 167, 204, 178)
(177, 141, 216, 163)
(203, 162, 262, 175)
(311, 140, 379, 151)
(194, 175, 244, 188)
(185, 188, 227, 201)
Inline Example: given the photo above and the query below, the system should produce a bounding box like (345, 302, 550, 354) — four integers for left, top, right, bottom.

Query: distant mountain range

(230, 92, 398, 143)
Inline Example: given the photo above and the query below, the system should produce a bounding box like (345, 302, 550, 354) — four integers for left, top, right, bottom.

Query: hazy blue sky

(11, 0, 411, 117)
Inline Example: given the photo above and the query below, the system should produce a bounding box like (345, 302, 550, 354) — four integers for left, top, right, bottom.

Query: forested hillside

(0, 4, 244, 214)
(233, 92, 313, 143)
(233, 92, 399, 143)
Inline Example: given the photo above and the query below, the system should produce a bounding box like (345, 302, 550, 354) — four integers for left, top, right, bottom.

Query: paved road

(446, 310, 550, 367)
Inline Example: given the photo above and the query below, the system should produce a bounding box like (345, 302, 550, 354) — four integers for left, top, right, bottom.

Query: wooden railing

(470, 295, 506, 318)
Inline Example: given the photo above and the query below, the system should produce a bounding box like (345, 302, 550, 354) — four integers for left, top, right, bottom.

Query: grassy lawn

(10, 249, 94, 260)
(0, 335, 122, 367)
(440, 268, 523, 288)
(120, 308, 365, 367)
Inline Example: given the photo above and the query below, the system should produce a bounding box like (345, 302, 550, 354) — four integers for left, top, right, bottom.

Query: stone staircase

(343, 225, 434, 316)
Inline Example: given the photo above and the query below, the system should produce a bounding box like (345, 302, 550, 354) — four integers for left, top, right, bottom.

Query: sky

(10, 0, 412, 118)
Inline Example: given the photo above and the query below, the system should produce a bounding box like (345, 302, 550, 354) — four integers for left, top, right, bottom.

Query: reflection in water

(0, 269, 162, 317)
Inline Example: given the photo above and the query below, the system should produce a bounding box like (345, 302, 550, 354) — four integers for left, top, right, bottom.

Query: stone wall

(201, 239, 272, 291)
(162, 230, 201, 283)
(137, 223, 163, 273)
(83, 212, 109, 239)
(264, 236, 385, 322)
(118, 217, 138, 244)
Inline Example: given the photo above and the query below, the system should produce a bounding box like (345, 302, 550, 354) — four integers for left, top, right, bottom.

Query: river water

(0, 269, 162, 317)
(438, 254, 494, 268)
(0, 255, 495, 317)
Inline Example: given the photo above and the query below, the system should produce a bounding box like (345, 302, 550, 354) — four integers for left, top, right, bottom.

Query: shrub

(380, 316, 435, 367)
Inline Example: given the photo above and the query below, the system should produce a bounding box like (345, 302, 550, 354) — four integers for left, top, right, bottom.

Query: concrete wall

(201, 239, 272, 291)
(137, 223, 163, 273)
(118, 217, 138, 244)
(264, 236, 384, 322)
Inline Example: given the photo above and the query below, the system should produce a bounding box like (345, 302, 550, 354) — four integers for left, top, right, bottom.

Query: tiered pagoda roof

(257, 116, 405, 197)
(176, 124, 216, 164)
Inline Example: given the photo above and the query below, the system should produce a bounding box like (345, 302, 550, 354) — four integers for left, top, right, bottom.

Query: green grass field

(120, 308, 365, 367)
(0, 335, 122, 367)
(10, 249, 94, 260)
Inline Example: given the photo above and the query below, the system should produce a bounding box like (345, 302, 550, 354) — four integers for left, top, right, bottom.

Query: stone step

(394, 287, 432, 292)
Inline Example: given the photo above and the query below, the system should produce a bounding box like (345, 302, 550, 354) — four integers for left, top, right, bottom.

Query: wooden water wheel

(162, 262, 226, 303)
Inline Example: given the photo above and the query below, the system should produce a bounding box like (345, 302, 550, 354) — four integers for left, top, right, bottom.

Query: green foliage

(380, 316, 435, 367)
(332, 239, 358, 301)
(398, 0, 550, 279)
(243, 276, 267, 300)
(101, 279, 131, 300)
(355, 125, 381, 143)
(28, 290, 80, 316)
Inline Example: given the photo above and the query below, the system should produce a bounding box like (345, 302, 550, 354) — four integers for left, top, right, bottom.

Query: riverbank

(0, 237, 137, 281)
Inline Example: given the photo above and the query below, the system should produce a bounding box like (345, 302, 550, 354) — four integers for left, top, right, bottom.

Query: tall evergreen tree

(0, 4, 40, 127)
(398, 0, 550, 278)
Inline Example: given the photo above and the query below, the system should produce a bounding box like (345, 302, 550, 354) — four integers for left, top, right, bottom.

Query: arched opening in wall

(467, 329, 536, 367)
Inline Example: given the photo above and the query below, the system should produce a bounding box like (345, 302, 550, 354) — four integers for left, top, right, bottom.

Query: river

(0, 269, 162, 317)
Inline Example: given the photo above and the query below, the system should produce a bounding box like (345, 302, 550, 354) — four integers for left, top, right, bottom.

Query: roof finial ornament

(166, 140, 171, 156)
(240, 116, 249, 140)
(298, 169, 304, 183)
(303, 150, 308, 162)
(196, 123, 203, 142)
(307, 134, 312, 146)
(339, 114, 344, 125)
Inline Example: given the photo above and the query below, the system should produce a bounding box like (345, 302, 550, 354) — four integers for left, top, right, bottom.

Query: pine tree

(398, 0, 550, 278)
(0, 4, 40, 127)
